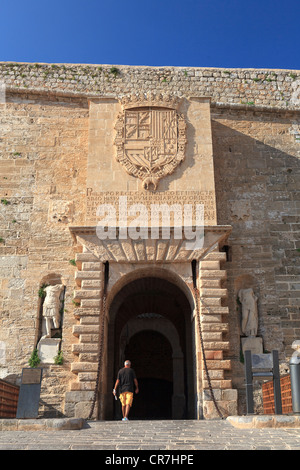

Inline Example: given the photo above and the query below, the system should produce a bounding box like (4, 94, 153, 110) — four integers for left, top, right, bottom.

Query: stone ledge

(0, 418, 86, 431)
(227, 415, 300, 429)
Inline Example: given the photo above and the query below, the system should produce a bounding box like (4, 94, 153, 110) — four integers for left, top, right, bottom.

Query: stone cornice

(69, 225, 232, 263)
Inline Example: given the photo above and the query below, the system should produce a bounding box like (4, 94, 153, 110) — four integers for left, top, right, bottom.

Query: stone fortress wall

(0, 62, 299, 108)
(0, 62, 299, 417)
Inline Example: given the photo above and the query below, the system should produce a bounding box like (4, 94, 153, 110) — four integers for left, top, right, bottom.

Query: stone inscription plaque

(21, 368, 43, 385)
(86, 189, 216, 225)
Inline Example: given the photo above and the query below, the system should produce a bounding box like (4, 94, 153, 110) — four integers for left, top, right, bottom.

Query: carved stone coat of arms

(114, 93, 187, 190)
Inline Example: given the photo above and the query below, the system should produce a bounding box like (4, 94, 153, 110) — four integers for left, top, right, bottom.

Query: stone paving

(1, 419, 300, 450)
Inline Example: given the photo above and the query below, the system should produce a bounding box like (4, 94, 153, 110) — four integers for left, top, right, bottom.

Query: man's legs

(125, 404, 131, 418)
(122, 404, 131, 418)
(120, 393, 133, 420)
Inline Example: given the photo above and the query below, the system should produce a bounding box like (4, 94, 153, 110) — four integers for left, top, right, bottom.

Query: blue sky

(0, 0, 299, 69)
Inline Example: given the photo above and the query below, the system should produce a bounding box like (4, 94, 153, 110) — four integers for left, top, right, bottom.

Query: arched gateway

(107, 271, 194, 420)
(65, 94, 237, 420)
(67, 225, 238, 420)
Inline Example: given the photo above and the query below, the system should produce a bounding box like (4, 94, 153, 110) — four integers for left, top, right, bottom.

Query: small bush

(28, 348, 41, 368)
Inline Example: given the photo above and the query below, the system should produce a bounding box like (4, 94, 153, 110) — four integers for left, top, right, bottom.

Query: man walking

(113, 360, 139, 421)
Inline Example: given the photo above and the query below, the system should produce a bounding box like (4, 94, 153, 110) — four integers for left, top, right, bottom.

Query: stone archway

(67, 225, 238, 420)
(106, 273, 194, 420)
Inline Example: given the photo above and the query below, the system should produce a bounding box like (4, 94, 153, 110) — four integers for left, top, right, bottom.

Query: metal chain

(88, 290, 107, 420)
(193, 285, 224, 419)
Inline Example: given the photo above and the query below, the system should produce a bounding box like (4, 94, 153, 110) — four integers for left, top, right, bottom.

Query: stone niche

(234, 274, 263, 355)
(36, 274, 65, 364)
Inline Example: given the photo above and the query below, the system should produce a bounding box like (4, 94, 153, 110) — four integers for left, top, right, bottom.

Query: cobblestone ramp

(1, 419, 300, 450)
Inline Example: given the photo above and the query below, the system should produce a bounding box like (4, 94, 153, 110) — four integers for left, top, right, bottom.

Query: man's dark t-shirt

(117, 367, 136, 393)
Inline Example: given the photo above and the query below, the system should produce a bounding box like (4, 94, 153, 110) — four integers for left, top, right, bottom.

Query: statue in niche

(238, 288, 258, 337)
(41, 284, 64, 339)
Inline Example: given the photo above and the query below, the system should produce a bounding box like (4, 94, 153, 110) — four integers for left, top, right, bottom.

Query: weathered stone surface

(0, 61, 299, 421)
(0, 63, 298, 109)
(227, 415, 300, 429)
(0, 418, 85, 431)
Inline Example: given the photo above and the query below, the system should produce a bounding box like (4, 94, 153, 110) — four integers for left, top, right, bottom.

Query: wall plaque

(86, 189, 217, 225)
(21, 368, 43, 385)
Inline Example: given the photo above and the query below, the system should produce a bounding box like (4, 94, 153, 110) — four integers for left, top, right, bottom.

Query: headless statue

(42, 284, 64, 339)
(238, 288, 258, 337)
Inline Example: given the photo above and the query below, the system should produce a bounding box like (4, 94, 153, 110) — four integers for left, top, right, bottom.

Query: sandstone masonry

(0, 63, 299, 109)
(0, 62, 299, 419)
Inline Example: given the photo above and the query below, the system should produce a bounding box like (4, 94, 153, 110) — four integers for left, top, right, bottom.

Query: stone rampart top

(0, 62, 299, 110)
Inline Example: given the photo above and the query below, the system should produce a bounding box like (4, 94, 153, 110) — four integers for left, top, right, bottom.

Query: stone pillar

(199, 248, 238, 418)
(64, 247, 104, 419)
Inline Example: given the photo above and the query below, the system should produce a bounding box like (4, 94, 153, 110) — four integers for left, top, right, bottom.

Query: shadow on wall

(212, 110, 300, 359)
